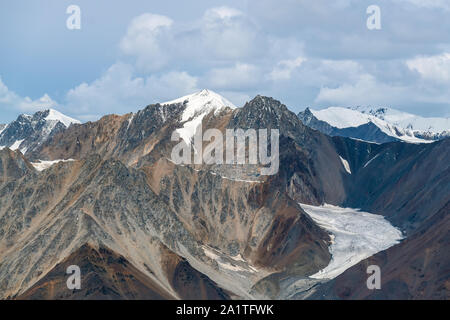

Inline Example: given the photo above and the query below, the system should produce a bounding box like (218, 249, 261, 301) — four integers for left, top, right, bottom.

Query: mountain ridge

(298, 106, 449, 144)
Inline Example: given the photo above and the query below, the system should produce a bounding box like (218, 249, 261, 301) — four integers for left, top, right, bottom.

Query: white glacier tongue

(299, 203, 403, 280)
(162, 89, 236, 144)
(45, 109, 80, 127)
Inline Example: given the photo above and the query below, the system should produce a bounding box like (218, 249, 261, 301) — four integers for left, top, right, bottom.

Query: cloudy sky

(1, 0, 449, 122)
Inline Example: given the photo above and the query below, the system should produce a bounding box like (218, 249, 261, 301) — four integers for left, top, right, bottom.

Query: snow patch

(10, 139, 24, 151)
(363, 153, 381, 168)
(0, 125, 6, 136)
(202, 245, 258, 273)
(126, 113, 135, 130)
(300, 203, 403, 280)
(31, 159, 75, 171)
(339, 156, 351, 174)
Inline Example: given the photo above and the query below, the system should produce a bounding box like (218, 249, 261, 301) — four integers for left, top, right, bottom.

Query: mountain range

(298, 106, 450, 144)
(0, 90, 448, 300)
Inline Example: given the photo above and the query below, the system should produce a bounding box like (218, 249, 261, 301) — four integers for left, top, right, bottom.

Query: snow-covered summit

(45, 109, 80, 127)
(163, 89, 236, 144)
(163, 89, 236, 122)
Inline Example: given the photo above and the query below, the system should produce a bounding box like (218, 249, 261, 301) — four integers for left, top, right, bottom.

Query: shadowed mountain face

(17, 244, 175, 300)
(17, 243, 229, 300)
(0, 92, 448, 300)
(298, 108, 398, 143)
(298, 107, 450, 144)
(332, 137, 450, 235)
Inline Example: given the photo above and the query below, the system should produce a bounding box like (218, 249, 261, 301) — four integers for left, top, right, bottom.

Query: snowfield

(299, 203, 403, 280)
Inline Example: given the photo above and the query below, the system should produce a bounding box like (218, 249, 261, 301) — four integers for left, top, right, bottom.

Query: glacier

(300, 203, 403, 280)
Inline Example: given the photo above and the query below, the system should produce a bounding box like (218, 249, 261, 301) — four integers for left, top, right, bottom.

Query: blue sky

(1, 0, 449, 122)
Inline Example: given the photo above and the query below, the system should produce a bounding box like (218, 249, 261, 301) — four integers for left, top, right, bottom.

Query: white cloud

(204, 6, 243, 20)
(0, 77, 58, 113)
(64, 63, 198, 120)
(406, 53, 450, 83)
(204, 63, 261, 90)
(119, 13, 173, 71)
(200, 7, 264, 61)
(118, 7, 266, 72)
(315, 74, 408, 106)
(269, 57, 306, 81)
(393, 0, 450, 10)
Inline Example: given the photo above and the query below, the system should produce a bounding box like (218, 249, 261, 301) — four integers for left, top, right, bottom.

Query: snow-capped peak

(162, 89, 236, 144)
(163, 89, 236, 122)
(45, 109, 80, 128)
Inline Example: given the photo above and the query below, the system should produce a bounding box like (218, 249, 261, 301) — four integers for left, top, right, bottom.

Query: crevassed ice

(300, 203, 403, 280)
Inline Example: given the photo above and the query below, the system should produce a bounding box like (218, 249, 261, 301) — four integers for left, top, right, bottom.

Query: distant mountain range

(0, 90, 448, 300)
(298, 106, 449, 144)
